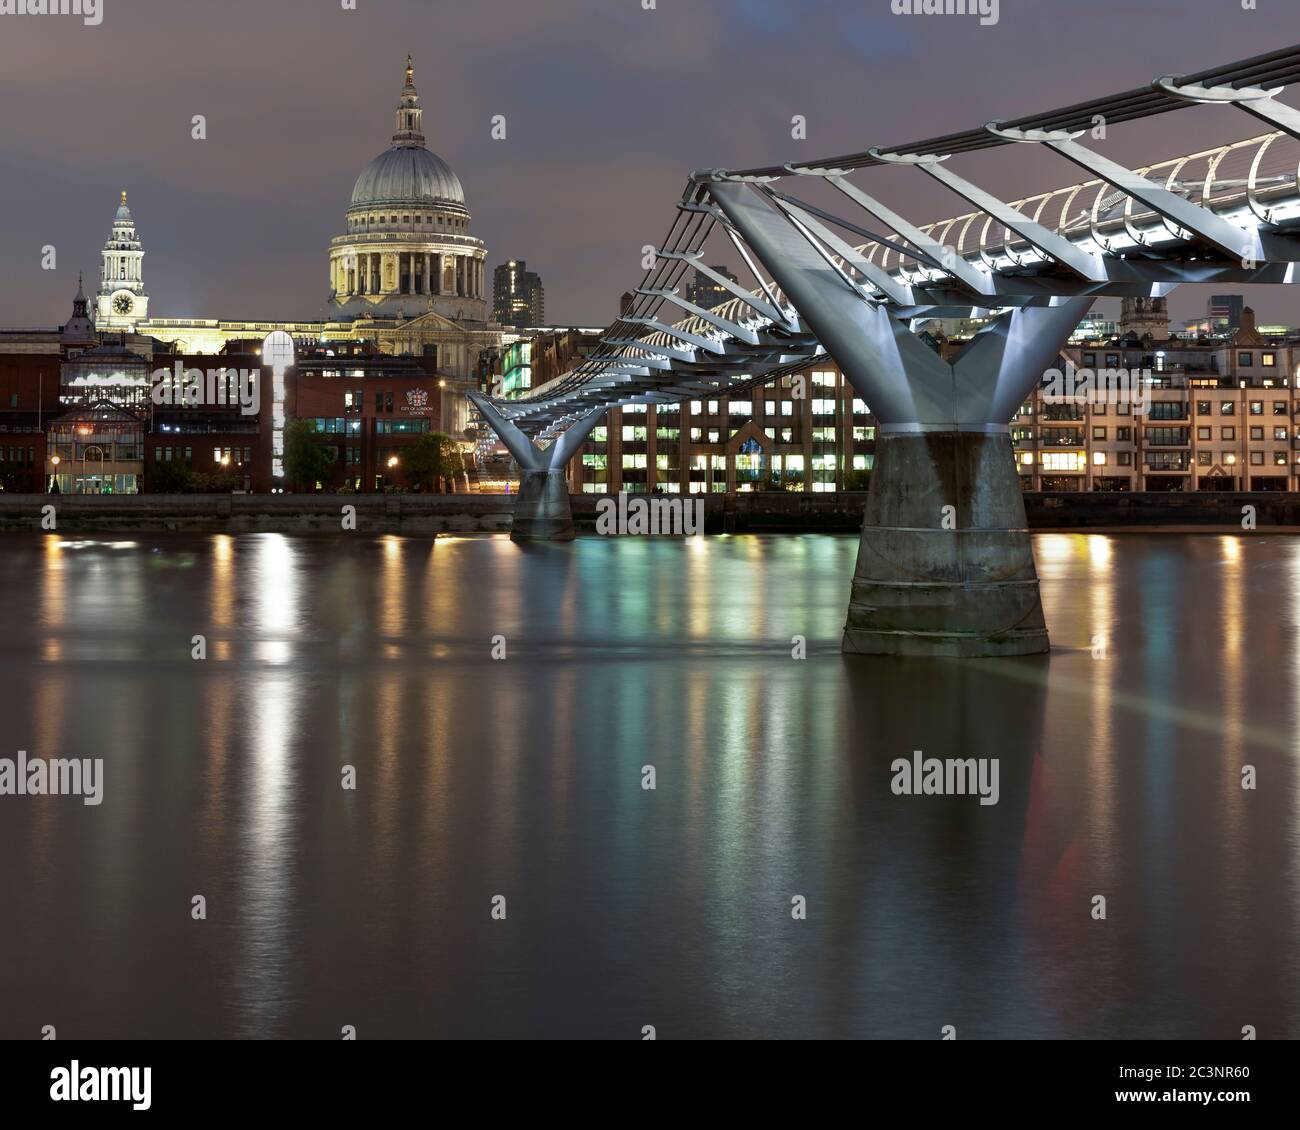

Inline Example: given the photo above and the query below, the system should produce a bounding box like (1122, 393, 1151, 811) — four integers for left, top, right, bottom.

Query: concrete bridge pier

(707, 180, 1092, 657)
(845, 425, 1047, 657)
(468, 394, 604, 542)
(512, 470, 578, 541)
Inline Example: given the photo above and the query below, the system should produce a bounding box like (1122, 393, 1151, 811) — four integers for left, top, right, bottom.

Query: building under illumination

(492, 261, 545, 329)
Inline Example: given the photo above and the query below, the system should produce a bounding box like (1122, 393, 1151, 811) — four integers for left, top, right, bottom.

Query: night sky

(2, 0, 1299, 329)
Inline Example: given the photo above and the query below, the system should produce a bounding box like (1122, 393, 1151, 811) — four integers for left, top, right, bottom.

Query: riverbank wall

(0, 491, 1297, 534)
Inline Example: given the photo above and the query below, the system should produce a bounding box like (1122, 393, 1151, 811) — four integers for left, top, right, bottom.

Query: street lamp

(387, 456, 399, 468)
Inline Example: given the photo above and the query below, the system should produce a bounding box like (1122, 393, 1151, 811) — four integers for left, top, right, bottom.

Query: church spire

(392, 55, 425, 148)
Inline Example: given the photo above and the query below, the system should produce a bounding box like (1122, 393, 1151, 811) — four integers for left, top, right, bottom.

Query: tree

(149, 459, 195, 493)
(404, 431, 464, 493)
(283, 419, 335, 491)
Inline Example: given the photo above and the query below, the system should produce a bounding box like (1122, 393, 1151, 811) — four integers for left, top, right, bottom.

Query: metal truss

(477, 45, 1300, 444)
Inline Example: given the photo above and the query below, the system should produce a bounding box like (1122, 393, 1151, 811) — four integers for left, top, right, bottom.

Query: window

(1106, 354, 1120, 367)
(1083, 353, 1097, 367)
(1198, 451, 1212, 466)
(7, 394, 15, 408)
(1275, 451, 1289, 466)
(1250, 401, 1264, 415)
(1239, 353, 1254, 367)
(1222, 427, 1235, 440)
(1250, 426, 1264, 440)
(1092, 427, 1106, 440)
(1197, 427, 1211, 440)
(1092, 451, 1106, 466)
(1118, 452, 1132, 466)
(1251, 451, 1265, 465)
(1221, 401, 1235, 415)
(1276, 426, 1290, 441)
(1197, 401, 1211, 416)
(1117, 427, 1132, 442)
(1041, 452, 1084, 472)
(1263, 353, 1277, 367)
(1093, 403, 1107, 416)
(1274, 400, 1288, 415)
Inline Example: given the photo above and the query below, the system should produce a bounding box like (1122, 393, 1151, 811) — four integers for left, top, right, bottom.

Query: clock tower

(96, 190, 149, 330)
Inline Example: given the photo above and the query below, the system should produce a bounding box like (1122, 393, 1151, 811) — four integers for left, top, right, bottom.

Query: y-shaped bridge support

(710, 180, 1091, 656)
(469, 394, 605, 541)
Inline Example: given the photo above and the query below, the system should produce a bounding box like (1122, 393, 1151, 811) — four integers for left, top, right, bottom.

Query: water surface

(0, 531, 1295, 1039)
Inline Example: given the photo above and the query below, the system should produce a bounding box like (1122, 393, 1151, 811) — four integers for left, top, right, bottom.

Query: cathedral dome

(349, 57, 465, 210)
(351, 146, 464, 208)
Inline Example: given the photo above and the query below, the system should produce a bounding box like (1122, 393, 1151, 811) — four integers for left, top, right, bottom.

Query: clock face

(113, 294, 133, 315)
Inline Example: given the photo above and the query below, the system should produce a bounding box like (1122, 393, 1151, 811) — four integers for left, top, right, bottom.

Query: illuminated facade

(129, 58, 502, 439)
(94, 192, 149, 332)
(492, 261, 544, 329)
(328, 57, 487, 326)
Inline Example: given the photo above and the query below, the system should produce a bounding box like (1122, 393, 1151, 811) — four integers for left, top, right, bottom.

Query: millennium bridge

(470, 45, 1300, 658)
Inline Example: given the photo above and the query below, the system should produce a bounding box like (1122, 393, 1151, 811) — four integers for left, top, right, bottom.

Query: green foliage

(283, 419, 335, 491)
(149, 459, 195, 493)
(148, 460, 241, 493)
(404, 431, 464, 492)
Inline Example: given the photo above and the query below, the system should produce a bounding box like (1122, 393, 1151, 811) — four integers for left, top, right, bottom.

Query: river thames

(0, 531, 1296, 1039)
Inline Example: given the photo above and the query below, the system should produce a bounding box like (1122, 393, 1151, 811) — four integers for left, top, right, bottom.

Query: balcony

(1144, 453, 1190, 472)
(1041, 430, 1082, 446)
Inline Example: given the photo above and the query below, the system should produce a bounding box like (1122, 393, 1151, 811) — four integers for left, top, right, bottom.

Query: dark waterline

(0, 531, 1296, 1039)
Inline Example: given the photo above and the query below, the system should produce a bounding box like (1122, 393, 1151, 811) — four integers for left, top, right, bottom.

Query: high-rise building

(685, 265, 739, 311)
(1208, 294, 1245, 331)
(493, 260, 544, 328)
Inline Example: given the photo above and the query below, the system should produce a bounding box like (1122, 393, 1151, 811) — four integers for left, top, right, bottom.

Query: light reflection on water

(0, 531, 1296, 1038)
